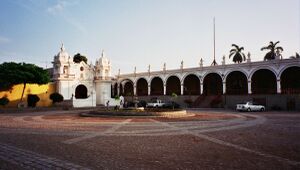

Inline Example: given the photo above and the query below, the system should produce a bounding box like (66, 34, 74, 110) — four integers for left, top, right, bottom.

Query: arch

(164, 74, 181, 85)
(203, 73, 223, 95)
(113, 83, 118, 97)
(123, 81, 134, 96)
(249, 66, 277, 80)
(136, 78, 148, 96)
(202, 71, 223, 82)
(183, 74, 200, 95)
(75, 84, 88, 99)
(224, 69, 249, 81)
(251, 69, 277, 94)
(280, 66, 300, 94)
(166, 75, 181, 95)
(151, 77, 164, 95)
(226, 71, 248, 95)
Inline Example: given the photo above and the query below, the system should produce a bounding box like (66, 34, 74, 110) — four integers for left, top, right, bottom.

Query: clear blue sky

(0, 0, 299, 75)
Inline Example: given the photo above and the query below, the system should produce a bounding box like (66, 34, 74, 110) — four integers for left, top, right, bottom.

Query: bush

(138, 100, 147, 107)
(184, 99, 193, 107)
(0, 97, 9, 107)
(50, 92, 64, 104)
(27, 94, 40, 107)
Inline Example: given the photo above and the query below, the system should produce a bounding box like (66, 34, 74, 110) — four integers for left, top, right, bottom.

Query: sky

(0, 0, 299, 75)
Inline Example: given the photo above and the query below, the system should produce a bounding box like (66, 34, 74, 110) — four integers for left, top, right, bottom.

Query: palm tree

(229, 44, 246, 63)
(261, 41, 283, 61)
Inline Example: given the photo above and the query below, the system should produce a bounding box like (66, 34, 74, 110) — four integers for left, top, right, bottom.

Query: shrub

(138, 100, 147, 107)
(184, 99, 193, 107)
(114, 95, 120, 100)
(27, 94, 40, 107)
(0, 97, 9, 107)
(50, 92, 64, 104)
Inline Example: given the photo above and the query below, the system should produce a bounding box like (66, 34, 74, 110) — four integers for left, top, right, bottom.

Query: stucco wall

(0, 83, 56, 107)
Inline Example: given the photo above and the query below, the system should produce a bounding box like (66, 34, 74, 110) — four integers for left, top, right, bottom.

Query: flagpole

(211, 17, 217, 66)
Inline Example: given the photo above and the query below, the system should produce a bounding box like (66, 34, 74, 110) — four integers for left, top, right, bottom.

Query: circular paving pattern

(0, 110, 299, 169)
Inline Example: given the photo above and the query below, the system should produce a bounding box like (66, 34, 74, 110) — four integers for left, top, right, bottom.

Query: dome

(98, 50, 110, 66)
(55, 43, 70, 62)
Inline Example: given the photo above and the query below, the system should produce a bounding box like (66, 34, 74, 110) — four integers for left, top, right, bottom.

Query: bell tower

(94, 50, 112, 105)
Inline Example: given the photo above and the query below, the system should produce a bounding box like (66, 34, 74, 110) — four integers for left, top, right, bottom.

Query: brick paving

(0, 142, 90, 170)
(0, 110, 299, 169)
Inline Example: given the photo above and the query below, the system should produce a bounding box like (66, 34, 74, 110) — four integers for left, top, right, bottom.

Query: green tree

(0, 62, 50, 104)
(27, 94, 40, 107)
(229, 44, 246, 63)
(171, 92, 178, 110)
(73, 53, 88, 64)
(0, 96, 9, 107)
(50, 92, 64, 104)
(261, 41, 283, 61)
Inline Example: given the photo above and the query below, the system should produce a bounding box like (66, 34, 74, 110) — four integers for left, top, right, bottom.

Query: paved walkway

(0, 110, 299, 169)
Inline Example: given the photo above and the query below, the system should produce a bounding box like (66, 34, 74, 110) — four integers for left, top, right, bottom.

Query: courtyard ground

(0, 109, 299, 170)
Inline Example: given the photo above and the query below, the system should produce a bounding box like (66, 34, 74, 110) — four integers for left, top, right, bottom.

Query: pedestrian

(106, 100, 110, 110)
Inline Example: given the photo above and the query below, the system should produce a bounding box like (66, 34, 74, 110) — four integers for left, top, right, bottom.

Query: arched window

(151, 77, 164, 95)
(75, 84, 88, 99)
(226, 71, 247, 95)
(183, 74, 200, 95)
(203, 73, 222, 95)
(251, 69, 276, 94)
(166, 76, 181, 95)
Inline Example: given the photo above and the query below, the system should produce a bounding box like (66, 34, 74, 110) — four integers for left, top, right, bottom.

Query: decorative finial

(180, 60, 184, 69)
(163, 62, 166, 71)
(60, 43, 65, 52)
(222, 55, 226, 65)
(199, 58, 203, 67)
(101, 49, 105, 58)
(247, 52, 251, 63)
(148, 64, 151, 73)
(134, 66, 136, 74)
(118, 69, 120, 76)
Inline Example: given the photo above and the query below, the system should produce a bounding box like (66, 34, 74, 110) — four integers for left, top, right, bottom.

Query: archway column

(248, 80, 252, 94)
(180, 84, 184, 95)
(200, 83, 203, 94)
(163, 84, 166, 95)
(277, 79, 281, 94)
(148, 85, 151, 96)
(134, 85, 137, 96)
(222, 81, 226, 94)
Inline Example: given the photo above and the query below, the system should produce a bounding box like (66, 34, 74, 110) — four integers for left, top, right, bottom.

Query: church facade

(51, 44, 300, 110)
(52, 44, 113, 107)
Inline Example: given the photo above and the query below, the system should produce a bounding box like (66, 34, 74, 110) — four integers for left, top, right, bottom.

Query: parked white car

(236, 102, 265, 112)
(146, 99, 165, 108)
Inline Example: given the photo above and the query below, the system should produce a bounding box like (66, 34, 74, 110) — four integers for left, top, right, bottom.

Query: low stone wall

(83, 109, 189, 118)
(124, 94, 300, 111)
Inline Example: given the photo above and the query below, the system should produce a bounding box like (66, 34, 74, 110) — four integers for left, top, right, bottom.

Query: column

(134, 85, 137, 96)
(200, 83, 203, 95)
(223, 81, 226, 94)
(277, 79, 281, 94)
(248, 80, 252, 94)
(148, 85, 151, 96)
(163, 84, 166, 95)
(180, 84, 184, 95)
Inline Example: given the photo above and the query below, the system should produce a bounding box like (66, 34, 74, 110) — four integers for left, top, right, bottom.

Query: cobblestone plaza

(0, 110, 299, 169)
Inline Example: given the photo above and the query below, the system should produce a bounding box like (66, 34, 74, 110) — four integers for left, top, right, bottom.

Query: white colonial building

(52, 44, 114, 107)
(51, 44, 300, 110)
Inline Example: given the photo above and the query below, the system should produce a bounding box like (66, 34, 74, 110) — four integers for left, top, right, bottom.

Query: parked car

(146, 99, 165, 108)
(163, 101, 180, 109)
(236, 102, 265, 112)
